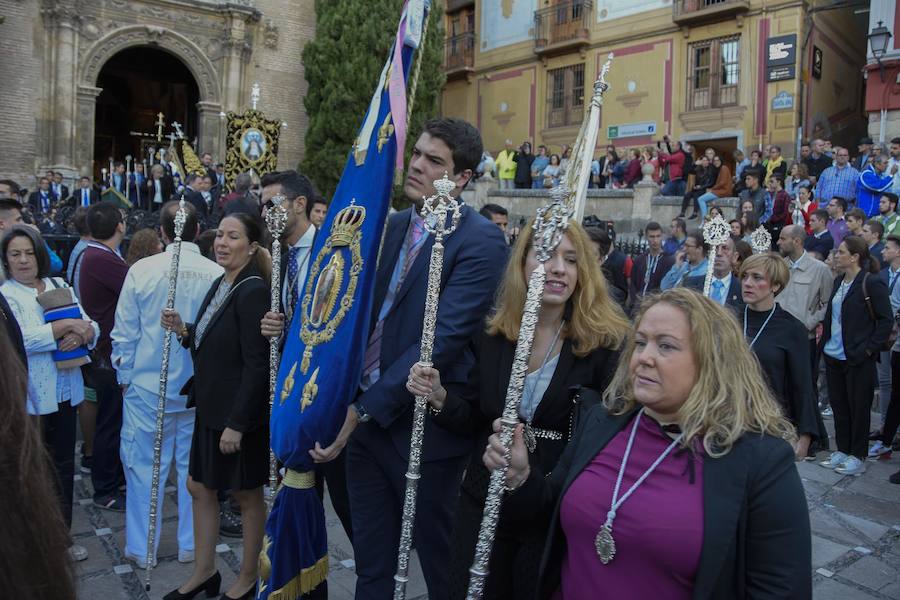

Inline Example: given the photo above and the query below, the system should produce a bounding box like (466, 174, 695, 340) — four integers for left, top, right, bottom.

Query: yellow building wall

(442, 1, 865, 161)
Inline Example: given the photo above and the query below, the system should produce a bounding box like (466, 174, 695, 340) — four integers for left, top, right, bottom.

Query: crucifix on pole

(155, 112, 166, 142)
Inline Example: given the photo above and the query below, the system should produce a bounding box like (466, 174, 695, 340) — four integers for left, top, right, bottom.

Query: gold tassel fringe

(267, 554, 329, 600)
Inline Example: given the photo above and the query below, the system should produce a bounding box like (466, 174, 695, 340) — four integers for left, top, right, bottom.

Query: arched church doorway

(93, 47, 199, 180)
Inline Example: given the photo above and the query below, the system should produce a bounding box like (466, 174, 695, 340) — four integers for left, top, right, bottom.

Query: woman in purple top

(484, 289, 811, 599)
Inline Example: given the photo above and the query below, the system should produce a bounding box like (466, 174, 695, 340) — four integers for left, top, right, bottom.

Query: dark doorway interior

(94, 47, 199, 181)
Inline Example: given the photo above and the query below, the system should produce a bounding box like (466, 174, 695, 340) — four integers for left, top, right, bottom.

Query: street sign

(772, 91, 794, 111)
(607, 121, 657, 140)
(767, 34, 797, 82)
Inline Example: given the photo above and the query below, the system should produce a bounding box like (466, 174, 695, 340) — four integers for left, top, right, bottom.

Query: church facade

(1, 0, 315, 186)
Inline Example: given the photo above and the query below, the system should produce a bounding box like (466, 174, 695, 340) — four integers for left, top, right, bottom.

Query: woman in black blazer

(483, 289, 811, 599)
(818, 235, 892, 476)
(407, 222, 630, 599)
(161, 213, 270, 600)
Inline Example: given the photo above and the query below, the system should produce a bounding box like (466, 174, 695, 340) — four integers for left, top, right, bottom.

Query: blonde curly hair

(602, 288, 796, 456)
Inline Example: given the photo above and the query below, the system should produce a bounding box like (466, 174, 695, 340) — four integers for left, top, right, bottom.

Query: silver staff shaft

(465, 265, 545, 600)
(394, 174, 461, 600)
(264, 195, 289, 505)
(145, 198, 188, 591)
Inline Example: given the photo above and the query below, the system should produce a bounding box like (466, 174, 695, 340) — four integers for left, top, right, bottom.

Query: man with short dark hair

(111, 162, 127, 194)
(863, 219, 886, 269)
(878, 192, 899, 237)
(739, 171, 765, 218)
(130, 163, 148, 210)
(73, 176, 99, 208)
(28, 177, 55, 214)
(309, 197, 328, 227)
(78, 201, 129, 512)
(181, 173, 208, 218)
(662, 216, 687, 255)
(804, 209, 834, 260)
(826, 196, 849, 247)
(111, 200, 222, 568)
(804, 138, 832, 179)
(478, 203, 509, 234)
(344, 117, 506, 599)
(845, 208, 866, 237)
(52, 172, 69, 202)
(629, 221, 674, 304)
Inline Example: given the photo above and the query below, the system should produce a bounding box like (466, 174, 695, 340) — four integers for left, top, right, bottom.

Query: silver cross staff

(701, 214, 731, 298)
(750, 227, 772, 254)
(394, 173, 463, 600)
(466, 185, 572, 600)
(264, 195, 290, 504)
(145, 198, 188, 591)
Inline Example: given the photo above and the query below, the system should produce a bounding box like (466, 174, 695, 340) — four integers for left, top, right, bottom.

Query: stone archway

(75, 25, 223, 172)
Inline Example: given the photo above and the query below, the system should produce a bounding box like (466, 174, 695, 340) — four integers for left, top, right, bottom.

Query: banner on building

(223, 109, 281, 191)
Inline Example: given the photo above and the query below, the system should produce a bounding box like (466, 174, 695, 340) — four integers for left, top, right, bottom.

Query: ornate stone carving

(264, 19, 279, 49)
(80, 25, 222, 103)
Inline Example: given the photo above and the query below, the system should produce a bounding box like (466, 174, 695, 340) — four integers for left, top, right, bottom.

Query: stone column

(221, 11, 252, 112)
(197, 100, 224, 158)
(632, 181, 658, 225)
(75, 85, 103, 176)
(51, 11, 78, 171)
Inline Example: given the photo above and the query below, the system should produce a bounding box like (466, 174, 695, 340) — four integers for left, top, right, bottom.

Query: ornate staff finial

(251, 82, 261, 110)
(532, 184, 571, 263)
(700, 214, 732, 298)
(749, 227, 772, 254)
(592, 52, 614, 107)
(420, 172, 463, 240)
(172, 122, 184, 139)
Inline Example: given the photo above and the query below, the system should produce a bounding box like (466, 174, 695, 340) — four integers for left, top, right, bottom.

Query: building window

(687, 36, 740, 111)
(547, 63, 585, 128)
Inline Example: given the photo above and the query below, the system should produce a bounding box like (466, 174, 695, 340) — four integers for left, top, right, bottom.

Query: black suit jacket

(28, 190, 56, 214)
(804, 231, 834, 259)
(508, 406, 812, 599)
(819, 271, 892, 365)
(0, 292, 26, 369)
(683, 274, 744, 312)
(68, 188, 100, 207)
(180, 264, 269, 432)
(182, 187, 208, 218)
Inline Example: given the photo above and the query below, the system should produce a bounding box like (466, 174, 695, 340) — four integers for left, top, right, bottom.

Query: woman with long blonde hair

(484, 289, 810, 599)
(407, 221, 629, 599)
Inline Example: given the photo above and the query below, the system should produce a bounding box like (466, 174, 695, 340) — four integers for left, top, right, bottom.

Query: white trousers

(120, 386, 194, 563)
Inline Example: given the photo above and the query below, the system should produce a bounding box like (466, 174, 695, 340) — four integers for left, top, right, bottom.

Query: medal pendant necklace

(595, 409, 684, 564)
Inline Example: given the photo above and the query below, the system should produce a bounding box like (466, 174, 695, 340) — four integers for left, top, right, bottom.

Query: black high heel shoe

(163, 571, 221, 600)
(220, 584, 256, 600)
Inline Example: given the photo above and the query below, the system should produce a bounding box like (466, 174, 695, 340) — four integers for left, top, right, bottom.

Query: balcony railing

(444, 31, 476, 78)
(673, 0, 750, 26)
(534, 1, 592, 57)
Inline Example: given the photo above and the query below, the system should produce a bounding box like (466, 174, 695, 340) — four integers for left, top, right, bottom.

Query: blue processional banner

(258, 2, 428, 598)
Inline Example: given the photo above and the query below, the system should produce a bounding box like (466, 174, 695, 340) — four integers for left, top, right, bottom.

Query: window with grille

(687, 36, 740, 111)
(546, 63, 585, 128)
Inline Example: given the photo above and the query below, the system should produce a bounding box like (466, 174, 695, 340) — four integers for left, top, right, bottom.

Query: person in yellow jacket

(496, 139, 517, 190)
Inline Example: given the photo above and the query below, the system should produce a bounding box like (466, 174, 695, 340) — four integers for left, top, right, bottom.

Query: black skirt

(189, 420, 269, 491)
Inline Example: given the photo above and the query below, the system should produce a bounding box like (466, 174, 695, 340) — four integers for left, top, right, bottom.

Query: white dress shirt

(111, 242, 223, 412)
(2, 278, 99, 415)
(283, 224, 316, 322)
(153, 179, 163, 204)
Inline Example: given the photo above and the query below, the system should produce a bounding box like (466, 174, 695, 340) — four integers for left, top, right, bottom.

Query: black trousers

(92, 381, 125, 500)
(881, 352, 900, 445)
(314, 450, 353, 543)
(680, 190, 701, 215)
(41, 400, 76, 528)
(810, 339, 830, 450)
(347, 423, 466, 600)
(825, 355, 877, 459)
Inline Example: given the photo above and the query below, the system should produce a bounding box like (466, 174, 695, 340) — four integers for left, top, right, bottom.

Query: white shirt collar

(291, 224, 316, 249)
(789, 251, 808, 268)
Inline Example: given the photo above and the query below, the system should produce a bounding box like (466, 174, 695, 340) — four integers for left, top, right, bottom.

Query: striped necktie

(362, 218, 427, 381)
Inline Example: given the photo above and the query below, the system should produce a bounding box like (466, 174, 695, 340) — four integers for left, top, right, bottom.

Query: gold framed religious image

(241, 128, 267, 163)
(224, 108, 282, 192)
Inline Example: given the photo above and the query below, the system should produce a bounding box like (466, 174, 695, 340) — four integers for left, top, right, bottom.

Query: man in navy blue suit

(684, 235, 744, 313)
(319, 118, 507, 599)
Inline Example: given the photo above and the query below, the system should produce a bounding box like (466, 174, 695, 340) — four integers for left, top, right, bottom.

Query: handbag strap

(862, 272, 876, 322)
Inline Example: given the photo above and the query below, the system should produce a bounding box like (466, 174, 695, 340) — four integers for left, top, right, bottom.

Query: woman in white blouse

(1, 225, 98, 562)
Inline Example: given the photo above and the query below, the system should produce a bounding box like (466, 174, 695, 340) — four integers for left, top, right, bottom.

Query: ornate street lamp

(868, 20, 893, 82)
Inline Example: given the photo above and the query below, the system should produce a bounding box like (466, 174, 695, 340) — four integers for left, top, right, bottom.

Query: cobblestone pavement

(75, 415, 900, 599)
